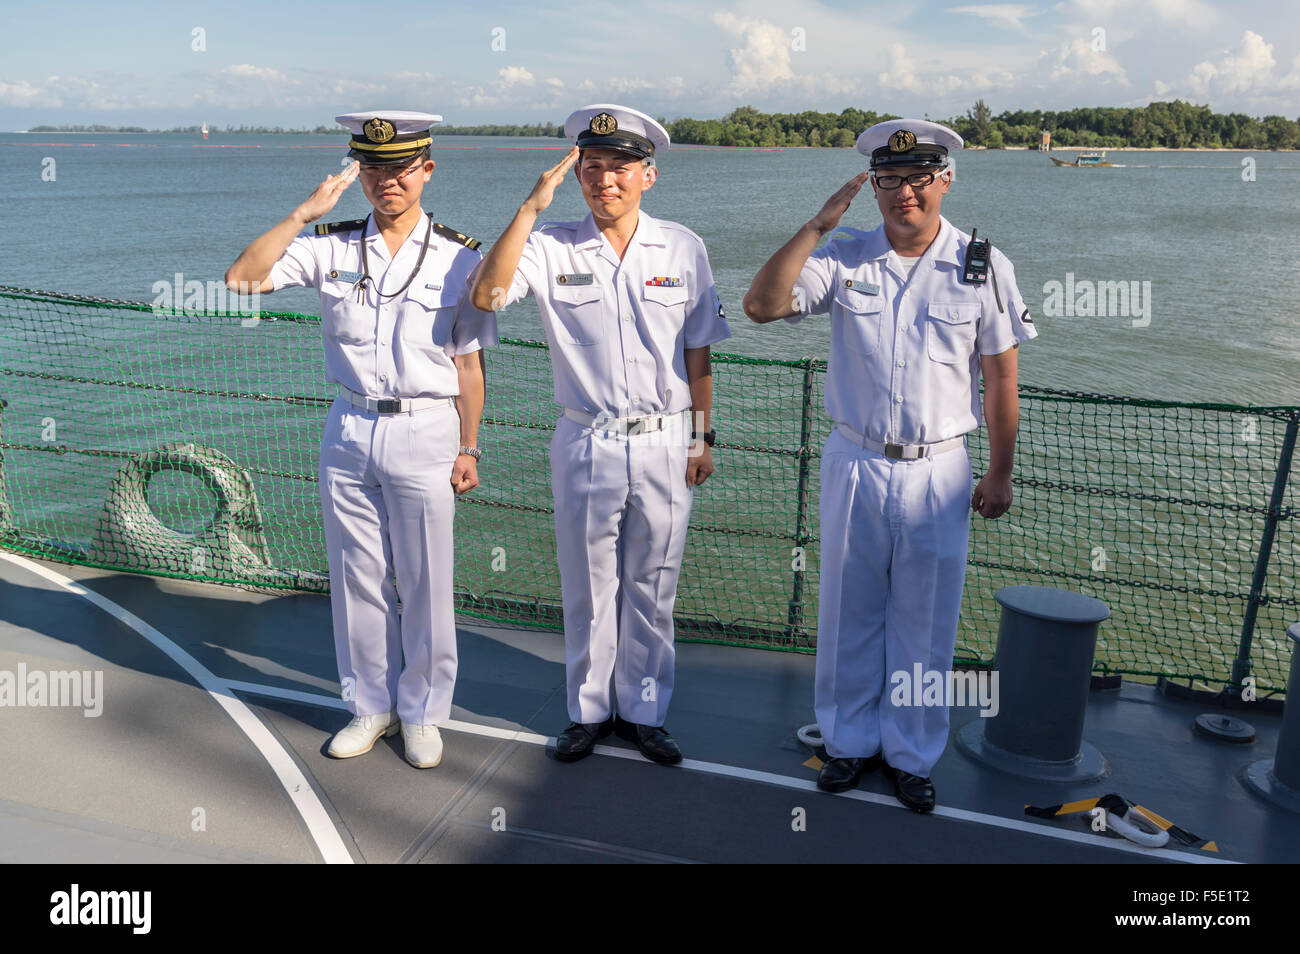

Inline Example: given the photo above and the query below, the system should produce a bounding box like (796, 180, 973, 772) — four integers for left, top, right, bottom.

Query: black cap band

(576, 129, 655, 159)
(347, 124, 433, 165)
(870, 146, 948, 169)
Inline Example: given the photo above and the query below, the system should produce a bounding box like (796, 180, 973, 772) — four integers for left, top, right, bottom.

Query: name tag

(555, 273, 594, 286)
(328, 269, 363, 284)
(843, 279, 880, 296)
(424, 282, 442, 291)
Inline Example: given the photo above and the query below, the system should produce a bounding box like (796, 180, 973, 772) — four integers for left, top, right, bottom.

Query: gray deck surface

(1, 553, 1295, 864)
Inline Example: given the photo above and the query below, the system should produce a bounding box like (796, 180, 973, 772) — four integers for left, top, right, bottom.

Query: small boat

(201, 122, 209, 140)
(1049, 149, 1111, 167)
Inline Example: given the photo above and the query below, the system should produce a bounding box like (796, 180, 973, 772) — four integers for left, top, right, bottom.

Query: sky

(0, 0, 1297, 129)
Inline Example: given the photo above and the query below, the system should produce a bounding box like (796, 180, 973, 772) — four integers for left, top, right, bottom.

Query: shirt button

(897, 359, 906, 367)
(380, 374, 388, 381)
(895, 395, 904, 404)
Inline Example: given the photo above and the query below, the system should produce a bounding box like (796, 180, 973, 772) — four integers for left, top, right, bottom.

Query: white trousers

(318, 397, 460, 725)
(814, 427, 973, 776)
(549, 414, 693, 726)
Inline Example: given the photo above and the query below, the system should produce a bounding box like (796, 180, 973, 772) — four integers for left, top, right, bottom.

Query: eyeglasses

(872, 171, 946, 190)
(359, 160, 425, 183)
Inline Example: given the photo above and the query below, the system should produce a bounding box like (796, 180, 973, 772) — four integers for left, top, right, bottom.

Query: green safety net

(1, 287, 1295, 693)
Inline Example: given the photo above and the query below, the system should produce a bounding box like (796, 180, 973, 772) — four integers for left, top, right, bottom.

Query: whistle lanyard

(353, 213, 433, 303)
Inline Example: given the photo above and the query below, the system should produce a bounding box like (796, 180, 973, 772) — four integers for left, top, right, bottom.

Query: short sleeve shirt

(790, 216, 1036, 444)
(500, 211, 731, 416)
(269, 214, 498, 399)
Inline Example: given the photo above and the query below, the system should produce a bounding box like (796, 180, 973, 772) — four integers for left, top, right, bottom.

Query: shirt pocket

(926, 301, 979, 364)
(835, 287, 884, 356)
(399, 284, 457, 355)
(642, 283, 689, 314)
(552, 284, 605, 346)
(321, 284, 372, 345)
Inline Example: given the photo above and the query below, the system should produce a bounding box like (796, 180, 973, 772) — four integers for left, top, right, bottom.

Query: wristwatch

(691, 430, 717, 447)
(458, 446, 483, 461)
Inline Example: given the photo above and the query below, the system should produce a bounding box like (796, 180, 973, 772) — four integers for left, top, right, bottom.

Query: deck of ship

(1, 550, 1294, 864)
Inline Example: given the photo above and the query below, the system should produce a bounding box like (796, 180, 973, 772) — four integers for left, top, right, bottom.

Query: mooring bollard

(1241, 623, 1300, 813)
(956, 585, 1111, 782)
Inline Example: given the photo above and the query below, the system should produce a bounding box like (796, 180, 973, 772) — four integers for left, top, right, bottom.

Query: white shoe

(401, 722, 443, 768)
(327, 710, 399, 758)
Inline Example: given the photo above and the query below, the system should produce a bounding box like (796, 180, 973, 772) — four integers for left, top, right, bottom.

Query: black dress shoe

(554, 717, 613, 762)
(613, 715, 682, 764)
(882, 761, 936, 812)
(816, 753, 883, 793)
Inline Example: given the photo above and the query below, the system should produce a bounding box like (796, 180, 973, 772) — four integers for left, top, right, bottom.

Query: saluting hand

(451, 455, 479, 496)
(294, 161, 360, 225)
(522, 146, 580, 215)
(808, 170, 872, 235)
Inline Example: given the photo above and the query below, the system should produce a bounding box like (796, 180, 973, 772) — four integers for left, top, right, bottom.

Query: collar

(574, 210, 664, 249)
(363, 211, 437, 263)
(858, 216, 962, 271)
(927, 217, 963, 267)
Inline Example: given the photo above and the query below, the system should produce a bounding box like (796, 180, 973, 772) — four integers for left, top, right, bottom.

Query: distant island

(25, 100, 1300, 149)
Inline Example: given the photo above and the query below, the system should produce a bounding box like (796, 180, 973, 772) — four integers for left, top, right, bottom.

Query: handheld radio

(962, 228, 1004, 313)
(962, 228, 991, 285)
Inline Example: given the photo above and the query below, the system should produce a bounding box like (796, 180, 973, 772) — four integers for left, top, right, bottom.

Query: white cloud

(222, 65, 288, 82)
(498, 66, 535, 88)
(712, 12, 795, 94)
(1038, 36, 1128, 84)
(948, 4, 1043, 34)
(1066, 0, 1220, 27)
(0, 79, 47, 108)
(876, 42, 992, 97)
(1181, 30, 1294, 98)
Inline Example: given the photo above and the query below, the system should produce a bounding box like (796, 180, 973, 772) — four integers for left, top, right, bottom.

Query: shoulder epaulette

(429, 219, 481, 250)
(314, 218, 367, 236)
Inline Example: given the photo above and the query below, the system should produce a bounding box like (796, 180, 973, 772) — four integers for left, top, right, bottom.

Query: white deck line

(0, 553, 354, 865)
(225, 680, 1237, 865)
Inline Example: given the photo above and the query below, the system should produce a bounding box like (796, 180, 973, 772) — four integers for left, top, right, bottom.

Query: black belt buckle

(884, 443, 904, 459)
(375, 399, 402, 414)
(625, 418, 646, 436)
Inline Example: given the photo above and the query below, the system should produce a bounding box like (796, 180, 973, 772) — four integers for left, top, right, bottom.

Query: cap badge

(589, 112, 618, 135)
(888, 129, 916, 153)
(364, 118, 396, 143)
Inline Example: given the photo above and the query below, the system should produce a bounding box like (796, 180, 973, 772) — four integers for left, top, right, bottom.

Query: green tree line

(26, 102, 1300, 148)
(666, 101, 1299, 149)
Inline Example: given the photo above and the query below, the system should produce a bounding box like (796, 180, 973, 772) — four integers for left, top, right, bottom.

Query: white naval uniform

(501, 211, 731, 725)
(269, 214, 497, 725)
(791, 215, 1036, 775)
